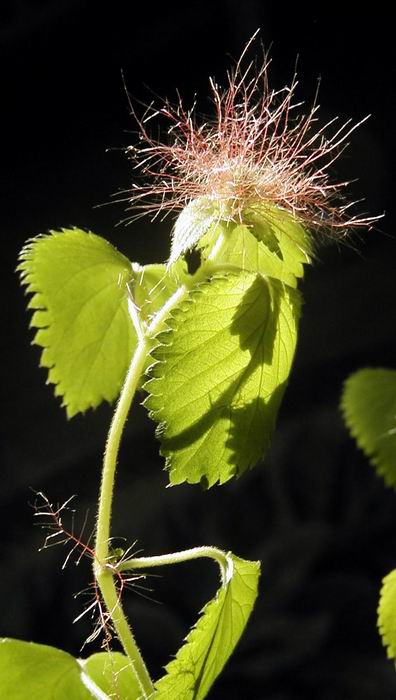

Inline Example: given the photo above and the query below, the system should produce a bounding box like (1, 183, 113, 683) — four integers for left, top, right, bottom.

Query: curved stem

(94, 338, 154, 698)
(93, 231, 232, 696)
(95, 338, 149, 560)
(118, 546, 231, 586)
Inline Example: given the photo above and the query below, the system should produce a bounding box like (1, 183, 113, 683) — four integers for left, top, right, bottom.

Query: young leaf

(81, 652, 141, 699)
(169, 197, 219, 265)
(154, 554, 260, 699)
(378, 569, 396, 661)
(19, 228, 136, 417)
(341, 368, 396, 488)
(144, 271, 300, 486)
(0, 639, 93, 699)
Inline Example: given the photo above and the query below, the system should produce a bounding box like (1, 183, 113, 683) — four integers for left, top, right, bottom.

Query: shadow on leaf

(158, 275, 298, 483)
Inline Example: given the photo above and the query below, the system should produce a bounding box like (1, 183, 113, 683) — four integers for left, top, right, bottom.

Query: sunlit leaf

(154, 554, 260, 699)
(144, 271, 300, 486)
(244, 205, 312, 281)
(19, 228, 136, 417)
(378, 569, 396, 661)
(198, 205, 311, 287)
(341, 368, 396, 488)
(0, 639, 93, 699)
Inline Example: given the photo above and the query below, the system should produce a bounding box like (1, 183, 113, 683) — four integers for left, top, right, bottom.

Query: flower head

(124, 36, 377, 258)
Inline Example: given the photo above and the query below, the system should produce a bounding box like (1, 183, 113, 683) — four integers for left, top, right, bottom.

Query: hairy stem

(93, 232, 231, 695)
(118, 546, 231, 585)
(95, 338, 149, 559)
(94, 338, 154, 698)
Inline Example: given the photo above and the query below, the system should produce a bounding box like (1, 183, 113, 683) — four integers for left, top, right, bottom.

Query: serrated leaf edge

(18, 228, 133, 417)
(341, 368, 396, 488)
(153, 555, 260, 699)
(142, 272, 247, 487)
(378, 569, 396, 661)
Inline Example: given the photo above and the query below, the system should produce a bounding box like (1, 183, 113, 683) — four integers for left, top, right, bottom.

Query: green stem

(93, 230, 231, 696)
(94, 338, 154, 698)
(118, 546, 231, 585)
(95, 338, 149, 560)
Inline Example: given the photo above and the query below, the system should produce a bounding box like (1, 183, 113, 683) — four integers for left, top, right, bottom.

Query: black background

(1, 2, 396, 698)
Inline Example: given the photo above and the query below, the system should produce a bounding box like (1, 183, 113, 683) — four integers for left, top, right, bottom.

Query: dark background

(1, 2, 396, 698)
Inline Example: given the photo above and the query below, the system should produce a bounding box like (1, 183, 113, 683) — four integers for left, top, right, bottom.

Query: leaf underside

(169, 197, 219, 265)
(154, 555, 260, 699)
(144, 270, 300, 486)
(341, 368, 396, 488)
(18, 228, 136, 417)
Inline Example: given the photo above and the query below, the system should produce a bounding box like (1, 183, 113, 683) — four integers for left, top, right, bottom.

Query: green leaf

(378, 569, 396, 661)
(198, 205, 311, 287)
(144, 271, 300, 486)
(0, 639, 93, 699)
(19, 228, 136, 417)
(341, 368, 396, 488)
(81, 652, 141, 699)
(244, 207, 312, 286)
(154, 554, 260, 699)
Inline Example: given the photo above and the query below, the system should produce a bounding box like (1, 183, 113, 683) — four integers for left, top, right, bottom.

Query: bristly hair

(120, 33, 378, 239)
(32, 492, 148, 649)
